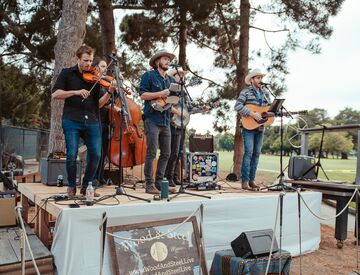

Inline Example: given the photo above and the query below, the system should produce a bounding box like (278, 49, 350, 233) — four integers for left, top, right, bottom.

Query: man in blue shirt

(139, 49, 178, 194)
(234, 69, 271, 190)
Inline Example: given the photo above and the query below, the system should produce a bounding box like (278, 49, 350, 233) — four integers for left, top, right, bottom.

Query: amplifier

(186, 152, 218, 185)
(288, 155, 317, 180)
(189, 134, 214, 152)
(40, 158, 82, 186)
(0, 192, 17, 227)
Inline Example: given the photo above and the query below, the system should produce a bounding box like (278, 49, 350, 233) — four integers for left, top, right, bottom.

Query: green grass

(217, 151, 357, 183)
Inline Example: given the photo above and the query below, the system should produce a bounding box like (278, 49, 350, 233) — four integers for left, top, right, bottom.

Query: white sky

(115, 0, 360, 134)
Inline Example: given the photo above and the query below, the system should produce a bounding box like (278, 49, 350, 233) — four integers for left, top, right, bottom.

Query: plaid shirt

(234, 85, 271, 117)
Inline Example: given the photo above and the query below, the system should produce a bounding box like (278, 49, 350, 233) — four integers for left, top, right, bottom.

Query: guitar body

(150, 96, 179, 112)
(241, 104, 275, 130)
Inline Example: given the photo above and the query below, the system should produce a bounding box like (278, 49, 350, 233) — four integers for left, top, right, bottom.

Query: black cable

(27, 197, 51, 225)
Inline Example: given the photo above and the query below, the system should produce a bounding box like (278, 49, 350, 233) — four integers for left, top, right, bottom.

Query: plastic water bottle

(86, 182, 94, 206)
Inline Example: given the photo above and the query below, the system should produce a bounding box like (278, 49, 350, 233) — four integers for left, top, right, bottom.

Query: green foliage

(218, 132, 234, 151)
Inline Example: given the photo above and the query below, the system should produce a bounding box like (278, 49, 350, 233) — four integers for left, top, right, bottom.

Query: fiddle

(82, 66, 115, 90)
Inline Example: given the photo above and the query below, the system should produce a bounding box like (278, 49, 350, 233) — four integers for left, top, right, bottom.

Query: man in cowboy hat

(139, 49, 178, 195)
(234, 68, 271, 190)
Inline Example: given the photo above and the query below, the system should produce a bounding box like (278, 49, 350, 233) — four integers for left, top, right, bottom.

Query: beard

(158, 62, 169, 71)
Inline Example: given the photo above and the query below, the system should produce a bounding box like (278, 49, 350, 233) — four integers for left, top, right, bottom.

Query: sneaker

(173, 177, 181, 185)
(67, 187, 76, 198)
(145, 185, 160, 195)
(80, 187, 101, 197)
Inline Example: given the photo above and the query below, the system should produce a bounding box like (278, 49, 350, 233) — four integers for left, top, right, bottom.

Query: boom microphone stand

(168, 65, 211, 201)
(108, 54, 150, 203)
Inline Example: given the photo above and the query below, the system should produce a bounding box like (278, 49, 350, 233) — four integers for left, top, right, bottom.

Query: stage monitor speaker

(231, 229, 278, 259)
(40, 158, 81, 186)
(288, 155, 317, 180)
(189, 134, 214, 152)
(0, 192, 17, 227)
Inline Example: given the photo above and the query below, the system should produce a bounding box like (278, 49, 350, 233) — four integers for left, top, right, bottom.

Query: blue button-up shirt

(139, 69, 176, 126)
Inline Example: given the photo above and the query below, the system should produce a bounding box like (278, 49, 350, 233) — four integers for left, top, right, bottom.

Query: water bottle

(160, 178, 169, 199)
(57, 175, 64, 187)
(86, 182, 94, 206)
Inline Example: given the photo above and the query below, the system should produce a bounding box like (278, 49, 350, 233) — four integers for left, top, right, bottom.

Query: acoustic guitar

(150, 79, 202, 112)
(241, 104, 307, 130)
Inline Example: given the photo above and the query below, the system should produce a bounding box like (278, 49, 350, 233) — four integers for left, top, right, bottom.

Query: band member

(234, 69, 271, 190)
(165, 68, 203, 186)
(52, 45, 116, 197)
(139, 49, 177, 195)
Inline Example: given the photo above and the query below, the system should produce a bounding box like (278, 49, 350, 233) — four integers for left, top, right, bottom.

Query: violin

(82, 66, 115, 90)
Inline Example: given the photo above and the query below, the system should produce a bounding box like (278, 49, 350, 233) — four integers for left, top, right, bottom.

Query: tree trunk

(178, 6, 188, 68)
(48, 0, 89, 154)
(97, 0, 115, 60)
(232, 0, 250, 179)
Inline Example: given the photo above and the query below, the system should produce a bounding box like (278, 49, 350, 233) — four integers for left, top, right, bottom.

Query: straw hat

(149, 49, 176, 67)
(245, 69, 266, 85)
(167, 68, 188, 77)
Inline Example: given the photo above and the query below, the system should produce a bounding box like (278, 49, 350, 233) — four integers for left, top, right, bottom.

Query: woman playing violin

(52, 45, 116, 198)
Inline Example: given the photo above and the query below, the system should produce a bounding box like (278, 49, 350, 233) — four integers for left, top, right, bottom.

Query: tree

(334, 107, 360, 148)
(48, 0, 89, 153)
(218, 132, 235, 151)
(306, 108, 332, 128)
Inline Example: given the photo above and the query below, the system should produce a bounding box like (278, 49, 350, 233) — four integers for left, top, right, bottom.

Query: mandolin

(241, 104, 307, 130)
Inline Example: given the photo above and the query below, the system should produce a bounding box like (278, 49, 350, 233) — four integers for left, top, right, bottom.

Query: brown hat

(149, 49, 176, 67)
(245, 69, 266, 85)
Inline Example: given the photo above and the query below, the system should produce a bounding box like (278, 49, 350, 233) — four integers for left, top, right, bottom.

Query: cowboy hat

(245, 69, 266, 85)
(149, 49, 176, 67)
(167, 68, 188, 77)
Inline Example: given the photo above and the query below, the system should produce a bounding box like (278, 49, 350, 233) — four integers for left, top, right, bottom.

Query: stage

(18, 182, 321, 275)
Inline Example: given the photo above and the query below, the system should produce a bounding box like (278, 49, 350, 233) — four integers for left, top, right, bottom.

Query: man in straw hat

(139, 49, 178, 195)
(234, 68, 271, 190)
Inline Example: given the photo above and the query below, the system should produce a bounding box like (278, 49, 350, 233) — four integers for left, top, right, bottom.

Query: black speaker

(40, 158, 82, 186)
(231, 229, 278, 259)
(288, 155, 317, 180)
(189, 135, 214, 152)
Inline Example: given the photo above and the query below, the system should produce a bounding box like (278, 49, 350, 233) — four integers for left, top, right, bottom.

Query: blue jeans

(62, 119, 101, 188)
(241, 129, 264, 183)
(144, 119, 171, 187)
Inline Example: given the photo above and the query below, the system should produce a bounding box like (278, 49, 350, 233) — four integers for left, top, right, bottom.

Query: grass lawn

(217, 151, 357, 183)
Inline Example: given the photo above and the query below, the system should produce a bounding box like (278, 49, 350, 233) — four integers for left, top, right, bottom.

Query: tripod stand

(108, 54, 150, 203)
(301, 125, 330, 180)
(168, 66, 211, 201)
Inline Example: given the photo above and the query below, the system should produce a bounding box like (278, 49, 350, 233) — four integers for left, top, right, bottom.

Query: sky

(115, 0, 360, 134)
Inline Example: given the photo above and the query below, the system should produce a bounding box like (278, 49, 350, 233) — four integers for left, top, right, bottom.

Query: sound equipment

(231, 229, 278, 259)
(288, 155, 316, 180)
(186, 152, 218, 185)
(40, 158, 82, 186)
(0, 191, 17, 227)
(189, 134, 214, 152)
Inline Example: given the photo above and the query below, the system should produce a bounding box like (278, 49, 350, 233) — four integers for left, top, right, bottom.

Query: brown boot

(67, 187, 76, 198)
(249, 182, 260, 190)
(169, 186, 177, 194)
(145, 185, 161, 195)
(241, 182, 250, 190)
(80, 187, 101, 197)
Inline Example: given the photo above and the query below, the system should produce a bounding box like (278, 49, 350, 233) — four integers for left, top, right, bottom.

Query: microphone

(168, 63, 182, 68)
(260, 81, 271, 86)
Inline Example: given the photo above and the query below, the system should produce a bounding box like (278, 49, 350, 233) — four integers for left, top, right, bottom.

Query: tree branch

(187, 35, 219, 52)
(112, 4, 174, 10)
(250, 7, 285, 15)
(186, 64, 225, 89)
(250, 25, 289, 33)
(216, 2, 238, 64)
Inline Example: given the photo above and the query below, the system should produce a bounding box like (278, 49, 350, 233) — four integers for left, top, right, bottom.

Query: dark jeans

(144, 119, 171, 187)
(62, 119, 101, 188)
(241, 129, 264, 183)
(95, 123, 109, 182)
(165, 126, 185, 181)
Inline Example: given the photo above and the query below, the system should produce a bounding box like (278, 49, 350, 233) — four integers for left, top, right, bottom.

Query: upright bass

(108, 68, 146, 168)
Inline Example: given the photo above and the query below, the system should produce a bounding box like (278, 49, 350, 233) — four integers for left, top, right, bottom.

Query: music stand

(167, 66, 211, 201)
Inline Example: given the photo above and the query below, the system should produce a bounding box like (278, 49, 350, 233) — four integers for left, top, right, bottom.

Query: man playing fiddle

(139, 49, 178, 195)
(52, 45, 116, 198)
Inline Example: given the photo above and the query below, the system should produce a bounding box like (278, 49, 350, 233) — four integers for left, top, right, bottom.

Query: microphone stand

(108, 54, 150, 203)
(168, 66, 211, 201)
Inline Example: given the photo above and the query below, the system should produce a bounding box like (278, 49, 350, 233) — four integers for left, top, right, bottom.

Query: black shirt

(52, 65, 100, 123)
